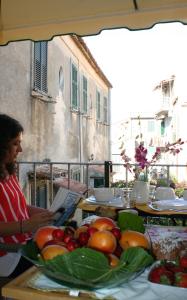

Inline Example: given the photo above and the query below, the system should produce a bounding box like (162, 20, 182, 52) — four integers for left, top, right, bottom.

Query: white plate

(149, 198, 187, 211)
(85, 195, 125, 208)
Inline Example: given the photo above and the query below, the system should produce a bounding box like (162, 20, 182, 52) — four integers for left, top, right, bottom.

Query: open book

(49, 187, 82, 226)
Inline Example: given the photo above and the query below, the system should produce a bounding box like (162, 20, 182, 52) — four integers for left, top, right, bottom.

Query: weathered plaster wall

(0, 37, 111, 166)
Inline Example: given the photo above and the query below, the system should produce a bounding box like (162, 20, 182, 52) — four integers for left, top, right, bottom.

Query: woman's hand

(23, 211, 55, 233)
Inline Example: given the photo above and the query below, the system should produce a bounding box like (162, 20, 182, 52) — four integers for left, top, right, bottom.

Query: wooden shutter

(34, 41, 48, 94)
(104, 96, 108, 123)
(71, 64, 78, 109)
(83, 75, 87, 113)
(96, 90, 101, 121)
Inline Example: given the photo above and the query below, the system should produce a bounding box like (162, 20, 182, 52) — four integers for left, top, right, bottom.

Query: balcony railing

(17, 161, 187, 208)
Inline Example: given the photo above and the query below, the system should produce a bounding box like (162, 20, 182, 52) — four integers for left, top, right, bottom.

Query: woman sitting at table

(0, 114, 54, 280)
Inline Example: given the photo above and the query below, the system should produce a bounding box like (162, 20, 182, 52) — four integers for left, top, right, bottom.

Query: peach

(90, 217, 116, 231)
(41, 244, 69, 261)
(119, 230, 150, 250)
(107, 253, 120, 268)
(34, 225, 58, 249)
(88, 230, 117, 253)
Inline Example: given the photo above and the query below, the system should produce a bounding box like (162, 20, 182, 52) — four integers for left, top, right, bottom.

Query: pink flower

(120, 138, 185, 180)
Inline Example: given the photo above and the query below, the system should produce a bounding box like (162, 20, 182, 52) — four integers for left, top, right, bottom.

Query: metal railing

(17, 160, 187, 208)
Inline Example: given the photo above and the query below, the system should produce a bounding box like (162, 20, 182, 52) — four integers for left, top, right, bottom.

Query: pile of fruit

(33, 216, 150, 266)
(148, 256, 187, 288)
(21, 215, 154, 289)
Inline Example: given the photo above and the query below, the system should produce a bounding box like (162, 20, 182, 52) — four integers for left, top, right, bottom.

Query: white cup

(93, 188, 114, 202)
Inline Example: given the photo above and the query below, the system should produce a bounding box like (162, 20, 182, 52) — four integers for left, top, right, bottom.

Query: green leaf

(21, 241, 154, 289)
(117, 212, 145, 233)
(21, 240, 44, 266)
(45, 248, 110, 281)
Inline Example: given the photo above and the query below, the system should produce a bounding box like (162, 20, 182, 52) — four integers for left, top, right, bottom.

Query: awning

(1, 0, 187, 45)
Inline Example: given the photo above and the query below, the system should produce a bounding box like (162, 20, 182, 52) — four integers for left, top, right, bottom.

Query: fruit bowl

(21, 241, 154, 290)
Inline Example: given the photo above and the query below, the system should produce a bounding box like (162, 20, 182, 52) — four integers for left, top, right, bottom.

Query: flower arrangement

(120, 138, 184, 182)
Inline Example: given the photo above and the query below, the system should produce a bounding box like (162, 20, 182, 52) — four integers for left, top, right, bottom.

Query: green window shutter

(34, 41, 48, 93)
(83, 75, 87, 113)
(161, 120, 165, 136)
(104, 96, 108, 123)
(71, 64, 78, 109)
(96, 91, 101, 120)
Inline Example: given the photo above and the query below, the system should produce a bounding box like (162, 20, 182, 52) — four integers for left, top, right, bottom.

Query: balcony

(155, 97, 170, 120)
(17, 161, 187, 209)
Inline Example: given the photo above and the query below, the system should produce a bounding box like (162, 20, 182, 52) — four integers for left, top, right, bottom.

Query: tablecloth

(27, 268, 187, 300)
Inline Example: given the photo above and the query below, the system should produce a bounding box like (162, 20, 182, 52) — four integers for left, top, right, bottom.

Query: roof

(71, 35, 112, 88)
(1, 1, 187, 45)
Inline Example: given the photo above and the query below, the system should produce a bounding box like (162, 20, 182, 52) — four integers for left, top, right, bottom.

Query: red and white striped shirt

(0, 175, 32, 256)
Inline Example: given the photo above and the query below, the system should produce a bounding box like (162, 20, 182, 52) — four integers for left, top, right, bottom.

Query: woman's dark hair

(0, 114, 24, 180)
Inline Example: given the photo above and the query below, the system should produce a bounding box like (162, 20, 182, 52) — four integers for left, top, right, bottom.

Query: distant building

(0, 36, 112, 199)
(154, 75, 187, 182)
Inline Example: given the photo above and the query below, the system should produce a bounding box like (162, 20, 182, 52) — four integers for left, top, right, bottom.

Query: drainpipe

(78, 110, 83, 182)
(108, 89, 112, 160)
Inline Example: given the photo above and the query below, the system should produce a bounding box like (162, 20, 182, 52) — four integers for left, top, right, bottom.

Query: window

(147, 120, 155, 132)
(71, 63, 78, 109)
(103, 96, 108, 123)
(96, 90, 101, 121)
(33, 41, 48, 94)
(72, 170, 80, 181)
(59, 66, 64, 92)
(161, 120, 165, 136)
(82, 75, 88, 113)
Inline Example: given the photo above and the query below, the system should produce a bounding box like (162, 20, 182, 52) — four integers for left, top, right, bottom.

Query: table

(135, 204, 187, 226)
(2, 267, 92, 300)
(78, 199, 187, 225)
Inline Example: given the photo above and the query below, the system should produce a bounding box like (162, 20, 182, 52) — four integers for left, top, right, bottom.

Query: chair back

(154, 187, 176, 200)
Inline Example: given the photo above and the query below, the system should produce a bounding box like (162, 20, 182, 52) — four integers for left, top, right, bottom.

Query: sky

(83, 22, 187, 131)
